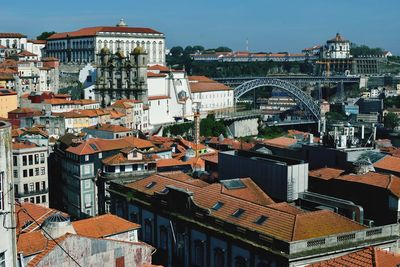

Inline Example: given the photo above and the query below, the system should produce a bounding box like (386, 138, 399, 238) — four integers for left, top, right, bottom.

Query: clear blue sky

(1, 0, 399, 54)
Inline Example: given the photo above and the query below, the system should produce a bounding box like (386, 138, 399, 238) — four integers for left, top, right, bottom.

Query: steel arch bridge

(234, 78, 321, 121)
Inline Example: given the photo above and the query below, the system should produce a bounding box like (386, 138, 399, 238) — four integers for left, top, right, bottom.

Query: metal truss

(234, 78, 321, 121)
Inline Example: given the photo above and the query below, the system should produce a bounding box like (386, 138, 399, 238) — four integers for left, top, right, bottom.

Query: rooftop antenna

(246, 38, 249, 52)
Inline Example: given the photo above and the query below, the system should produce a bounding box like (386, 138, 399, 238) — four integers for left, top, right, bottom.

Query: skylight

(254, 215, 268, 225)
(89, 143, 98, 151)
(145, 181, 156, 189)
(231, 208, 245, 218)
(160, 187, 169, 194)
(211, 201, 224, 211)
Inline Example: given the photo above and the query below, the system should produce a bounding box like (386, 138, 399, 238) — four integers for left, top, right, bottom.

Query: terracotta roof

(374, 155, 400, 174)
(66, 136, 154, 155)
(308, 168, 345, 180)
(310, 168, 400, 198)
(148, 95, 170, 100)
(17, 231, 47, 256)
(185, 157, 205, 169)
(12, 141, 38, 150)
(109, 109, 126, 119)
(43, 98, 98, 105)
(208, 136, 254, 150)
(307, 246, 400, 267)
(8, 107, 41, 115)
(47, 26, 162, 40)
(201, 153, 219, 164)
(85, 123, 131, 133)
(156, 158, 191, 168)
(15, 203, 67, 235)
(72, 214, 140, 238)
(0, 32, 26, 38)
(179, 139, 206, 150)
(17, 50, 37, 57)
(111, 99, 141, 109)
(41, 57, 59, 61)
(189, 76, 232, 93)
(0, 45, 6, 49)
(125, 172, 366, 242)
(28, 39, 47, 44)
(148, 64, 169, 71)
(147, 72, 167, 77)
(264, 136, 298, 148)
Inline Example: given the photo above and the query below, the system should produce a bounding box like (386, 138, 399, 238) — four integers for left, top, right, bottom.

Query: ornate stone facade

(95, 46, 148, 107)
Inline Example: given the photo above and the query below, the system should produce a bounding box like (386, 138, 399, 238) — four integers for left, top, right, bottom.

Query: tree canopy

(384, 112, 399, 130)
(36, 31, 56, 40)
(350, 44, 384, 57)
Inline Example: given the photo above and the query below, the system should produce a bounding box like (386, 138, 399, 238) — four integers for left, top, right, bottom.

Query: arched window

(235, 256, 247, 267)
(144, 219, 153, 244)
(214, 248, 225, 267)
(194, 240, 205, 267)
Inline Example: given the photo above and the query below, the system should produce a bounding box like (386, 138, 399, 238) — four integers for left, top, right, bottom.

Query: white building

(322, 33, 351, 59)
(147, 65, 193, 125)
(188, 75, 234, 113)
(0, 32, 28, 52)
(0, 121, 17, 267)
(46, 19, 165, 65)
(12, 141, 49, 207)
(26, 40, 46, 60)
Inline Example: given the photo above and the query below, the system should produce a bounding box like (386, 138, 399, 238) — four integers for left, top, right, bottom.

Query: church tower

(94, 45, 149, 107)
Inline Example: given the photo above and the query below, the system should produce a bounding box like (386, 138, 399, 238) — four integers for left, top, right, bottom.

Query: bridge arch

(234, 78, 320, 121)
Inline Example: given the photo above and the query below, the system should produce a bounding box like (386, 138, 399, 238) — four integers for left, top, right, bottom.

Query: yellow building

(0, 89, 18, 118)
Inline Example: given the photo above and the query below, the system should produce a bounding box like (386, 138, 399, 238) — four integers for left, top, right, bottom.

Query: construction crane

(315, 60, 331, 100)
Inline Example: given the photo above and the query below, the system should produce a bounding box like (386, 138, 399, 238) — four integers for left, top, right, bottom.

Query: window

(23, 170, 27, 178)
(14, 184, 18, 195)
(13, 156, 17, 166)
(145, 181, 156, 189)
(29, 183, 34, 192)
(41, 167, 45, 175)
(98, 153, 102, 159)
(35, 168, 39, 176)
(41, 181, 46, 190)
(232, 208, 245, 218)
(85, 155, 89, 161)
(235, 256, 247, 267)
(40, 153, 45, 163)
(42, 195, 46, 203)
(29, 169, 33, 177)
(24, 198, 28, 202)
(129, 212, 138, 223)
(144, 219, 153, 244)
(0, 172, 4, 210)
(214, 248, 225, 267)
(159, 226, 168, 250)
(35, 182, 40, 191)
(85, 194, 91, 207)
(84, 179, 91, 189)
(23, 156, 27, 166)
(115, 256, 125, 267)
(194, 240, 205, 267)
(13, 170, 18, 178)
(23, 184, 28, 193)
(254, 215, 268, 225)
(30, 197, 34, 203)
(211, 201, 224, 211)
(36, 196, 40, 203)
(28, 155, 33, 165)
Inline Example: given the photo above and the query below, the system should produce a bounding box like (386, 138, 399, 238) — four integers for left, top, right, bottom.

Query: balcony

(16, 188, 48, 198)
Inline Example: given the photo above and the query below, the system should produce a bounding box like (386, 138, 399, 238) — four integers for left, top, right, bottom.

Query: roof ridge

(291, 214, 299, 241)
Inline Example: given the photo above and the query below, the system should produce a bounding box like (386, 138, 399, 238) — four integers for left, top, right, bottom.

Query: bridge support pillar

(226, 118, 259, 138)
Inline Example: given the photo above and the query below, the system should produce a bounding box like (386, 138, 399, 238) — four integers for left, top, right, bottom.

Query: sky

(1, 0, 399, 54)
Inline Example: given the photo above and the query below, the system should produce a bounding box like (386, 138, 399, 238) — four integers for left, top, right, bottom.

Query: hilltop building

(45, 19, 165, 65)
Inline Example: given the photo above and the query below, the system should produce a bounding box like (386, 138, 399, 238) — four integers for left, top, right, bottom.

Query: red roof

(147, 72, 167, 78)
(125, 172, 365, 242)
(0, 32, 26, 38)
(264, 136, 298, 148)
(148, 64, 169, 71)
(48, 26, 162, 40)
(85, 123, 131, 133)
(189, 76, 232, 93)
(148, 95, 170, 100)
(72, 214, 140, 238)
(0, 89, 17, 96)
(308, 246, 400, 267)
(374, 155, 400, 174)
(17, 50, 37, 57)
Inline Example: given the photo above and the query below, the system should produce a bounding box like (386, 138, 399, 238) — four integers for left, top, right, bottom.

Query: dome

(41, 212, 76, 239)
(100, 47, 110, 54)
(132, 46, 146, 55)
(116, 18, 128, 27)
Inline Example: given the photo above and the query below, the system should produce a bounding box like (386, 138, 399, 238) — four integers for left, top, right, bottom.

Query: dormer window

(211, 201, 224, 211)
(231, 208, 245, 218)
(254, 215, 268, 225)
(145, 181, 156, 189)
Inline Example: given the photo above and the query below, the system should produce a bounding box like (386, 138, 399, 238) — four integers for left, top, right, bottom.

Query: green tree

(325, 111, 347, 122)
(36, 31, 56, 40)
(192, 45, 205, 52)
(169, 46, 183, 57)
(350, 44, 384, 57)
(215, 46, 232, 52)
(384, 112, 399, 129)
(200, 114, 226, 137)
